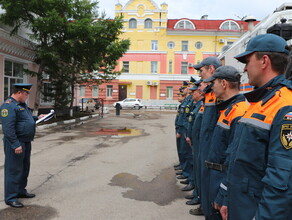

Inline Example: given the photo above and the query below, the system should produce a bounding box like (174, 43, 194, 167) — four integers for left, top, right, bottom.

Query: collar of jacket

(244, 74, 285, 103)
(216, 94, 245, 111)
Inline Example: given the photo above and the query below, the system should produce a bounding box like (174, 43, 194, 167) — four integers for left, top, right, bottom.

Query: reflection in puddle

(93, 128, 142, 136)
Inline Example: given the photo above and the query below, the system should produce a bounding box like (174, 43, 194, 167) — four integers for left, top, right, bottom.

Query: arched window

(129, 18, 137, 29)
(220, 20, 240, 31)
(144, 18, 152, 28)
(174, 20, 195, 29)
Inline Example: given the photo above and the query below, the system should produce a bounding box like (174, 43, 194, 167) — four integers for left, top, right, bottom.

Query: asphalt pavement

(0, 109, 204, 220)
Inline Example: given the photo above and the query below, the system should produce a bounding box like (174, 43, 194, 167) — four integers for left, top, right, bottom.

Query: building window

(80, 85, 85, 97)
(166, 87, 173, 99)
(169, 60, 173, 73)
(227, 41, 234, 46)
(181, 62, 188, 74)
(41, 82, 53, 104)
(182, 41, 188, 51)
(220, 20, 240, 30)
(167, 41, 175, 49)
(195, 41, 203, 49)
(144, 18, 152, 28)
(123, 61, 129, 73)
(4, 60, 24, 99)
(92, 85, 99, 97)
(174, 20, 195, 29)
(106, 85, 113, 97)
(151, 61, 158, 73)
(129, 18, 137, 29)
(151, 40, 158, 51)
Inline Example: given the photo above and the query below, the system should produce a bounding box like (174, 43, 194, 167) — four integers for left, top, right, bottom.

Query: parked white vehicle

(113, 98, 144, 109)
(79, 98, 96, 112)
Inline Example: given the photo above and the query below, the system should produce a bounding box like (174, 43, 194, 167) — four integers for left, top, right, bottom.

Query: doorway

(119, 85, 127, 101)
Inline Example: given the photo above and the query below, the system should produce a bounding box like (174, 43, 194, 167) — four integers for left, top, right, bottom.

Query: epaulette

(5, 99, 12, 104)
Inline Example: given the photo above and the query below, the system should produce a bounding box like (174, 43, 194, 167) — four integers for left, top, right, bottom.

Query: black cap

(204, 66, 241, 83)
(193, 56, 222, 70)
(189, 76, 196, 85)
(182, 81, 189, 88)
(13, 83, 32, 93)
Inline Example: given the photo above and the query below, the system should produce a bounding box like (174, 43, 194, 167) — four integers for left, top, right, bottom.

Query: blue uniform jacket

(205, 94, 249, 207)
(1, 97, 37, 149)
(228, 75, 292, 220)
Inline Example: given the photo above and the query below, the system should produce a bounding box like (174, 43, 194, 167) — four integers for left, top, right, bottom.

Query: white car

(79, 98, 96, 112)
(113, 98, 144, 109)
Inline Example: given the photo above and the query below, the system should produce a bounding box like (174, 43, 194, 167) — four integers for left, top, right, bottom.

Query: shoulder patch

(283, 112, 292, 121)
(1, 109, 8, 117)
(5, 99, 12, 104)
(280, 124, 292, 150)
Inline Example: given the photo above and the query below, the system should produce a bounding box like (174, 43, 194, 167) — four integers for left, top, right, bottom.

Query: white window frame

(41, 81, 54, 105)
(123, 61, 129, 73)
(80, 85, 86, 97)
(181, 62, 188, 74)
(151, 61, 158, 73)
(182, 41, 188, 51)
(4, 60, 25, 100)
(106, 85, 113, 97)
(174, 20, 195, 29)
(219, 20, 240, 30)
(195, 41, 203, 49)
(169, 60, 173, 73)
(151, 40, 158, 51)
(129, 18, 137, 29)
(144, 18, 152, 28)
(166, 87, 173, 99)
(92, 85, 99, 97)
(167, 41, 175, 49)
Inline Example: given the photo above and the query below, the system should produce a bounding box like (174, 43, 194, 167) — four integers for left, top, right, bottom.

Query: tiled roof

(167, 19, 260, 31)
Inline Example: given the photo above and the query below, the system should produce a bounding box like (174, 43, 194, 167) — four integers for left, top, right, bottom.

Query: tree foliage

(0, 0, 129, 111)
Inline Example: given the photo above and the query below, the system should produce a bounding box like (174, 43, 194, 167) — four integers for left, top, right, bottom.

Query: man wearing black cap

(192, 56, 222, 217)
(1, 84, 44, 208)
(223, 34, 292, 220)
(203, 66, 249, 220)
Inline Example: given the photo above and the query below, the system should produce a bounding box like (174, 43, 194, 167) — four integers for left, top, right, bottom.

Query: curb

(0, 114, 100, 131)
(36, 114, 100, 130)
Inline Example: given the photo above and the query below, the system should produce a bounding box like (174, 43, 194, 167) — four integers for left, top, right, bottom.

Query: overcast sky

(97, 0, 292, 20)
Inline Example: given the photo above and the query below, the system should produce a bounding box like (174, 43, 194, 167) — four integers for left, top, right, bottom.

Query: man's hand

(220, 205, 228, 220)
(176, 133, 181, 138)
(15, 146, 22, 154)
(38, 114, 47, 119)
(214, 202, 221, 210)
(186, 137, 192, 146)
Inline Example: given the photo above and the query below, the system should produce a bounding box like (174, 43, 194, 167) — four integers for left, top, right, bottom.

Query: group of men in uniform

(174, 33, 292, 220)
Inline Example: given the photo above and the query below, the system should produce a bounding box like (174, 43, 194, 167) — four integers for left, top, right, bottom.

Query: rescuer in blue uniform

(174, 88, 186, 171)
(175, 81, 189, 174)
(1, 84, 45, 208)
(222, 34, 292, 220)
(177, 81, 195, 186)
(192, 56, 222, 217)
(179, 77, 197, 192)
(185, 79, 206, 207)
(203, 66, 249, 220)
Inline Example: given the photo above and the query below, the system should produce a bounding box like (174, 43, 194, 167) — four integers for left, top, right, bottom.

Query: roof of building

(167, 19, 260, 31)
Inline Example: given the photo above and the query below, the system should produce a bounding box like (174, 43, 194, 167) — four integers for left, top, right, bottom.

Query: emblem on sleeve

(283, 112, 292, 121)
(280, 124, 292, 150)
(1, 109, 8, 117)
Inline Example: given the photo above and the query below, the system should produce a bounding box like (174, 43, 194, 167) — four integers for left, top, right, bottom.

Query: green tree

(0, 0, 129, 114)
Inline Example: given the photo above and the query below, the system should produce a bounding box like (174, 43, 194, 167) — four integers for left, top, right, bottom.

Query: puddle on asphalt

(92, 128, 142, 137)
(0, 205, 57, 220)
(109, 167, 184, 206)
